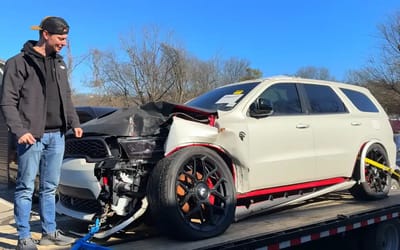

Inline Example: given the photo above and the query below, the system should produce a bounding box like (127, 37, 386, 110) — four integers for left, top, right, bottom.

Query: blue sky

(1, 1, 399, 93)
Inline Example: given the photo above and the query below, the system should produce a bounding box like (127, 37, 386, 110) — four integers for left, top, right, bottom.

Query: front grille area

(64, 137, 110, 160)
(59, 193, 101, 214)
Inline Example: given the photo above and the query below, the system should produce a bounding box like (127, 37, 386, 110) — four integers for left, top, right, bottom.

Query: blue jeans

(14, 131, 65, 239)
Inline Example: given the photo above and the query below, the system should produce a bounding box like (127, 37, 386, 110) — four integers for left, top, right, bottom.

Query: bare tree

(220, 57, 250, 83)
(65, 39, 90, 94)
(240, 68, 263, 81)
(159, 43, 187, 103)
(375, 11, 400, 87)
(294, 66, 335, 81)
(346, 12, 400, 90)
(87, 49, 135, 106)
(184, 56, 220, 100)
(85, 26, 262, 106)
(184, 57, 262, 101)
(343, 11, 400, 114)
(87, 27, 186, 106)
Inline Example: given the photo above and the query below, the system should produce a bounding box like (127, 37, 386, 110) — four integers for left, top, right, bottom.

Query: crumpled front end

(57, 101, 219, 238)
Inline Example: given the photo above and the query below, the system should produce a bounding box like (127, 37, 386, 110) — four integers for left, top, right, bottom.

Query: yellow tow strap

(365, 157, 400, 179)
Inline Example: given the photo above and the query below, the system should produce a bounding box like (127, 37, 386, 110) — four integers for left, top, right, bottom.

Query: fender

(164, 116, 244, 190)
(358, 139, 390, 183)
(164, 116, 219, 155)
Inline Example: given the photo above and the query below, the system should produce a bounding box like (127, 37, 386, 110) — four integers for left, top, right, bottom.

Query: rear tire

(350, 144, 391, 200)
(148, 146, 236, 240)
(362, 221, 400, 250)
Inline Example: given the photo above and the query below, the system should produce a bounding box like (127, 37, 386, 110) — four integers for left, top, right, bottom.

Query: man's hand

(73, 127, 83, 138)
(18, 133, 36, 145)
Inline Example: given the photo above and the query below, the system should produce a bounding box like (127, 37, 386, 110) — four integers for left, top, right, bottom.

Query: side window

(303, 84, 347, 114)
(340, 88, 379, 112)
(259, 83, 302, 114)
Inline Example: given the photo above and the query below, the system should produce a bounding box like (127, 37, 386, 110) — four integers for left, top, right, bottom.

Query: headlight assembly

(119, 137, 164, 159)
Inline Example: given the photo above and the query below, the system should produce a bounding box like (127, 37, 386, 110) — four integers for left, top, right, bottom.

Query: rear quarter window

(340, 88, 379, 113)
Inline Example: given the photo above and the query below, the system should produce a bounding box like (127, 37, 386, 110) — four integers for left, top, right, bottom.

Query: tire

(147, 146, 236, 240)
(390, 178, 400, 191)
(350, 144, 391, 200)
(362, 221, 400, 250)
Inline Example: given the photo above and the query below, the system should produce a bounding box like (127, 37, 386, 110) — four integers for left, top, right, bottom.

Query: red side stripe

(237, 178, 346, 199)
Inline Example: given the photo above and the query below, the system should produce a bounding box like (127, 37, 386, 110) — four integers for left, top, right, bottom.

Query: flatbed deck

(2, 187, 400, 250)
(111, 190, 400, 249)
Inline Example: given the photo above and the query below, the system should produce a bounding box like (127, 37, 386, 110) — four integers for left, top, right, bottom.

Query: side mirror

(249, 98, 273, 118)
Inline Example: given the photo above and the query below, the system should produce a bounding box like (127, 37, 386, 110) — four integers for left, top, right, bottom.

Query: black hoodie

(0, 40, 80, 139)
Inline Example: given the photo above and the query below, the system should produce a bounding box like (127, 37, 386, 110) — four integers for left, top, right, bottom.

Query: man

(0, 16, 83, 250)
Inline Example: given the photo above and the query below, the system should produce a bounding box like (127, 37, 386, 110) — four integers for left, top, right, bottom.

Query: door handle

(296, 124, 310, 129)
(351, 122, 362, 126)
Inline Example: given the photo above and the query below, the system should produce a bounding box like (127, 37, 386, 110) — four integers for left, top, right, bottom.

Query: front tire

(390, 178, 400, 191)
(350, 144, 391, 200)
(148, 146, 236, 240)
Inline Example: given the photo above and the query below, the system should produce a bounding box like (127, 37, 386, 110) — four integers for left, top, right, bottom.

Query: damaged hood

(73, 102, 216, 137)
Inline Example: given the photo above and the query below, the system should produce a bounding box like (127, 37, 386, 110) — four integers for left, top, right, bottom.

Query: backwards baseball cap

(31, 16, 69, 35)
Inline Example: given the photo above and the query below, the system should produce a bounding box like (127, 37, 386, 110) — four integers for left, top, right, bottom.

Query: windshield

(186, 82, 260, 111)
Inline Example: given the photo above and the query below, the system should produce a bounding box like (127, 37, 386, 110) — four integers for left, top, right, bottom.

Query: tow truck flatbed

(1, 185, 400, 249)
(110, 190, 400, 250)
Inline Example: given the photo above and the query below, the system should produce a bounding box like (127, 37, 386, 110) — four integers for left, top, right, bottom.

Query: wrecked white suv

(56, 76, 396, 240)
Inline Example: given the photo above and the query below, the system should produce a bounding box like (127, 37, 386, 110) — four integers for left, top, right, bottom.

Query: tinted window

(303, 84, 347, 114)
(340, 88, 379, 113)
(186, 82, 259, 111)
(258, 83, 302, 114)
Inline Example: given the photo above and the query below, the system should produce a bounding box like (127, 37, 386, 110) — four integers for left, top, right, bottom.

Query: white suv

(56, 76, 396, 240)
